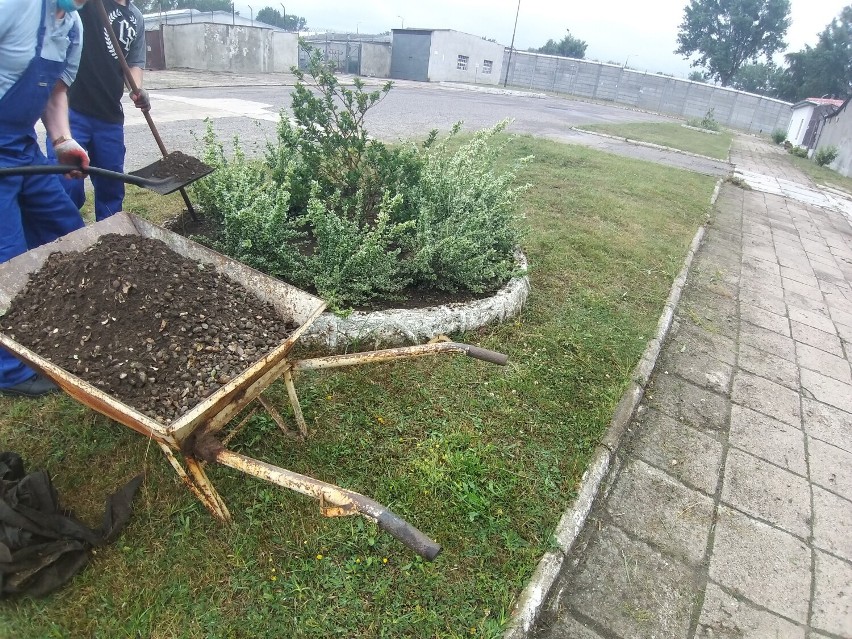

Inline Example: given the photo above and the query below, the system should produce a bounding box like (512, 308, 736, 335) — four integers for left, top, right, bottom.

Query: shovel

(0, 153, 214, 196)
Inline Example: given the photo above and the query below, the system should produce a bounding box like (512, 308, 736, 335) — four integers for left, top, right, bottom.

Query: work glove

(53, 137, 89, 178)
(130, 88, 151, 112)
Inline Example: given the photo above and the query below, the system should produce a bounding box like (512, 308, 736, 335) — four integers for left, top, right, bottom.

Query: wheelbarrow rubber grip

(376, 510, 442, 561)
(464, 345, 509, 366)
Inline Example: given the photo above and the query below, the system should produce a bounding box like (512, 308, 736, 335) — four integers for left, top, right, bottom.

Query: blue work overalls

(0, 0, 85, 388)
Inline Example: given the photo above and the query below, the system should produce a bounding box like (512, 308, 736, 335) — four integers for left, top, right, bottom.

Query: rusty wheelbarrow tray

(0, 213, 508, 561)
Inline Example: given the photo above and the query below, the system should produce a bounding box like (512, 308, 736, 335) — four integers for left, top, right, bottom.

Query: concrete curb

(681, 123, 722, 135)
(569, 127, 734, 166)
(502, 178, 723, 638)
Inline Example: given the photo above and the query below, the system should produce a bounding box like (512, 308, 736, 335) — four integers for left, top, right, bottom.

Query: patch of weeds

(788, 145, 809, 158)
(686, 108, 720, 132)
(814, 146, 838, 167)
(771, 129, 787, 145)
(725, 175, 751, 190)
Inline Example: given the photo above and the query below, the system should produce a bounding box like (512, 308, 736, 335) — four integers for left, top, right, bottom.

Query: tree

(256, 7, 307, 30)
(688, 70, 707, 82)
(730, 62, 784, 94)
(675, 0, 791, 86)
(774, 5, 851, 102)
(532, 30, 588, 59)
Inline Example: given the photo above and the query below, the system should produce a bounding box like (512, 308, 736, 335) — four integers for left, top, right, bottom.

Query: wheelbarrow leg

(158, 441, 231, 521)
(281, 367, 308, 438)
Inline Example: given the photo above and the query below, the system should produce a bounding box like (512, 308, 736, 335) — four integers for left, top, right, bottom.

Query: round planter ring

(300, 252, 530, 352)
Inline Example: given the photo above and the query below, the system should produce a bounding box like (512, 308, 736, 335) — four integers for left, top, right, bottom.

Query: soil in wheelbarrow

(1, 234, 297, 425)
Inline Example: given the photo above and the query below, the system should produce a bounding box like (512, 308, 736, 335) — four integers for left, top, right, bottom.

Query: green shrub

(304, 188, 415, 307)
(814, 146, 839, 167)
(410, 121, 531, 292)
(788, 145, 809, 158)
(771, 129, 787, 144)
(279, 46, 397, 216)
(191, 45, 530, 310)
(192, 121, 309, 284)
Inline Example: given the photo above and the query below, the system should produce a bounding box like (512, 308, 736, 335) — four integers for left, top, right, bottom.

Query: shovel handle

(0, 164, 157, 188)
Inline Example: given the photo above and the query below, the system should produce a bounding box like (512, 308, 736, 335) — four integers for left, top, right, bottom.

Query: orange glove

(53, 137, 90, 178)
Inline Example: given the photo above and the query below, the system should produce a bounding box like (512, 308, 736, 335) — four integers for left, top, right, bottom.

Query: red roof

(805, 98, 845, 107)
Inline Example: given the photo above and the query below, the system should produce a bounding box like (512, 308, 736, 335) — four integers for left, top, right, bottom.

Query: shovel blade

(128, 151, 215, 195)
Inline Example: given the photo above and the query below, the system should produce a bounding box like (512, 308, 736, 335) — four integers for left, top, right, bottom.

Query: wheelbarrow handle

(0, 164, 158, 189)
(376, 509, 442, 561)
(464, 345, 509, 366)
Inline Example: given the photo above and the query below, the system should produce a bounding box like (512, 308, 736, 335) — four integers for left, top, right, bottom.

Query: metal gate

(389, 31, 431, 82)
(145, 27, 165, 71)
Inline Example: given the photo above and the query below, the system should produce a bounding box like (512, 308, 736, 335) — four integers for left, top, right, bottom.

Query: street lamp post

(280, 4, 286, 30)
(503, 0, 521, 88)
(397, 15, 404, 28)
(248, 5, 253, 25)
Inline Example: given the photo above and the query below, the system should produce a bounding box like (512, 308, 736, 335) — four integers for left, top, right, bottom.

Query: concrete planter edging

(300, 253, 530, 351)
(502, 178, 723, 638)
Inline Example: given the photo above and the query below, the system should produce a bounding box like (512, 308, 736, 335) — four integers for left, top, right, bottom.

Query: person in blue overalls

(0, 0, 91, 398)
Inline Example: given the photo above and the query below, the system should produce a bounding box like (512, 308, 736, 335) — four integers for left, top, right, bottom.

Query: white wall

(163, 23, 297, 73)
(272, 31, 298, 73)
(427, 31, 505, 85)
(361, 42, 392, 78)
(786, 105, 814, 146)
(815, 102, 852, 178)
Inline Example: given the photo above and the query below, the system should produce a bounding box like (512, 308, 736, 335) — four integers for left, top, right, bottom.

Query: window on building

(482, 60, 493, 74)
(457, 55, 469, 71)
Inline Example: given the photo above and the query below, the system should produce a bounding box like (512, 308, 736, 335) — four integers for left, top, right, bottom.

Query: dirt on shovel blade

(131, 151, 213, 182)
(1, 234, 297, 425)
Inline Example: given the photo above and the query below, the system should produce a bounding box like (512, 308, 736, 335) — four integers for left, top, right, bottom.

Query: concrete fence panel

(503, 51, 792, 134)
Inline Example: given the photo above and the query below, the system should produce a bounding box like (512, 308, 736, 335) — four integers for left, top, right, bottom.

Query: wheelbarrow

(0, 213, 508, 561)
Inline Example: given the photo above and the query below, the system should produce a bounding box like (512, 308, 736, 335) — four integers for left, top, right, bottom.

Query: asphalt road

(120, 79, 731, 178)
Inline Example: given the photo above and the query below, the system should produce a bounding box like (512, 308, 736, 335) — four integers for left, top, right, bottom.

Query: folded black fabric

(0, 452, 143, 598)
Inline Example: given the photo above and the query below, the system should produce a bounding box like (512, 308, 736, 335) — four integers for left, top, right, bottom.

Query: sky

(234, 0, 850, 78)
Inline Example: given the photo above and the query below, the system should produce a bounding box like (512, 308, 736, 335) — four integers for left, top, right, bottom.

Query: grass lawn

(0, 137, 715, 638)
(578, 122, 733, 161)
(783, 153, 852, 194)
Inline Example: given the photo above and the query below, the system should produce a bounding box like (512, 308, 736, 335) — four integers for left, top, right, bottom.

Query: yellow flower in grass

(316, 554, 323, 560)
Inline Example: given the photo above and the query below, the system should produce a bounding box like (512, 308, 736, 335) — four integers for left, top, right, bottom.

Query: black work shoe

(0, 374, 60, 398)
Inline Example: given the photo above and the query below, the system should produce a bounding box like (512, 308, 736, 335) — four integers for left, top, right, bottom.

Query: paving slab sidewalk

(529, 135, 852, 638)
